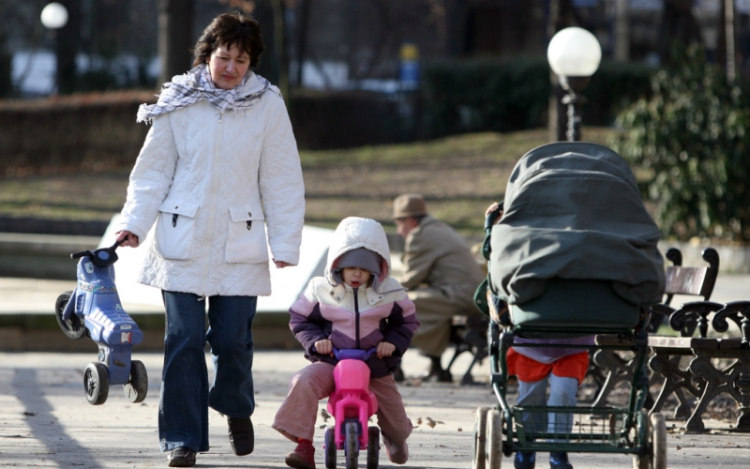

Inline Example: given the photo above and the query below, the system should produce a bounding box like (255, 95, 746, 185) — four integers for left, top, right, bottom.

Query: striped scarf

(137, 64, 270, 123)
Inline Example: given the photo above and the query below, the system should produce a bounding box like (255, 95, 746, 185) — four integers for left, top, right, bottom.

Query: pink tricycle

(323, 348, 380, 469)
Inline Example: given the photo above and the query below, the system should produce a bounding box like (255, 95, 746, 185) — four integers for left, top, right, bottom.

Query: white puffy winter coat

(115, 73, 305, 297)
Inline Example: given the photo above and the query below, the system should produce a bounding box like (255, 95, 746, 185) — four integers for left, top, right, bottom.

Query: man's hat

(393, 193, 427, 219)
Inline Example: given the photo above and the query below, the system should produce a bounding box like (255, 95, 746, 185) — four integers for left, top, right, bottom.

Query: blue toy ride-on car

(54, 240, 148, 406)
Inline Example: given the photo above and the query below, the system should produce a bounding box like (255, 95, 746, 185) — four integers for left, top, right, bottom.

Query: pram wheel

(324, 426, 336, 469)
(472, 406, 490, 469)
(344, 421, 359, 469)
(123, 359, 148, 403)
(83, 362, 109, 405)
(650, 413, 667, 469)
(633, 411, 667, 469)
(55, 292, 85, 340)
(366, 426, 379, 469)
(486, 409, 503, 469)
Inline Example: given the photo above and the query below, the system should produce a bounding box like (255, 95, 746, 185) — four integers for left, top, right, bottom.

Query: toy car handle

(311, 346, 377, 361)
(334, 347, 377, 361)
(484, 201, 504, 233)
(70, 239, 123, 260)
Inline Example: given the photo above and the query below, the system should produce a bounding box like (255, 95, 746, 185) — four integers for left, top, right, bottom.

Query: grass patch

(0, 127, 616, 231)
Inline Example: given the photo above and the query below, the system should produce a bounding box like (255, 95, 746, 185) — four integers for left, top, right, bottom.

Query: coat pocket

(154, 199, 199, 260)
(225, 205, 269, 263)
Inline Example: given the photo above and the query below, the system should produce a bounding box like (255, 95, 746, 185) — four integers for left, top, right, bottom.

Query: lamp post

(547, 27, 601, 142)
(41, 2, 69, 94)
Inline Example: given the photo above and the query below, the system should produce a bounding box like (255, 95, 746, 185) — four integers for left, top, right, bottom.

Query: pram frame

(491, 323, 651, 454)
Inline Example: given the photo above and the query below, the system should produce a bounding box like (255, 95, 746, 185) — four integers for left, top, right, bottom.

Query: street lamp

(547, 27, 601, 142)
(40, 3, 69, 95)
(41, 3, 69, 30)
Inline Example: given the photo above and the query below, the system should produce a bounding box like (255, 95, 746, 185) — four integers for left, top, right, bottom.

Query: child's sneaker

(285, 439, 315, 469)
(382, 435, 409, 464)
(514, 450, 536, 469)
(549, 452, 573, 469)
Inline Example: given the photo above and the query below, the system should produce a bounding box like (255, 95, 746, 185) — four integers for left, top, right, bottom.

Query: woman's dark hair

(193, 12, 265, 68)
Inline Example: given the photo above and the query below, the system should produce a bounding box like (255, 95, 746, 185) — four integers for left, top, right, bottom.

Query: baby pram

(472, 142, 667, 469)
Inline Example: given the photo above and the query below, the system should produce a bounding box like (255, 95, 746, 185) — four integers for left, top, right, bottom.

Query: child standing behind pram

(485, 202, 589, 469)
(273, 217, 419, 469)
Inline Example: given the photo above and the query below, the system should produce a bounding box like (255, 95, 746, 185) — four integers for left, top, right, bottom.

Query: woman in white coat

(115, 12, 304, 468)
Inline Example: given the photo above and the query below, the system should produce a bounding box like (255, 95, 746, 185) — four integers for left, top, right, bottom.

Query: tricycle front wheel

(55, 292, 85, 340)
(345, 422, 359, 469)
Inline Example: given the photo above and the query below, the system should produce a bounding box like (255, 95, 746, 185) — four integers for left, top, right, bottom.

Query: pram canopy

(489, 142, 665, 327)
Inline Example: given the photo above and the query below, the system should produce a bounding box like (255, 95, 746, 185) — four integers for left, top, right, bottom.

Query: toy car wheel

(123, 360, 148, 403)
(473, 406, 490, 469)
(344, 421, 359, 469)
(486, 409, 503, 469)
(83, 362, 109, 405)
(366, 425, 379, 469)
(650, 412, 667, 469)
(55, 292, 85, 340)
(324, 425, 336, 469)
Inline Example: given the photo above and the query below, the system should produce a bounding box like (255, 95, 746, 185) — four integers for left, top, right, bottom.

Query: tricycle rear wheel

(366, 426, 379, 469)
(123, 359, 148, 403)
(324, 426, 336, 469)
(55, 292, 85, 340)
(83, 362, 109, 405)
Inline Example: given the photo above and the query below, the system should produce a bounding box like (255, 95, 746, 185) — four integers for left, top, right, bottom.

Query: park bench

(589, 247, 720, 421)
(445, 313, 489, 385)
(643, 247, 750, 433)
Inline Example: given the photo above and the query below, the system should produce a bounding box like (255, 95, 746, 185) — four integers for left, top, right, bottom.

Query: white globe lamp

(547, 27, 602, 79)
(41, 2, 69, 30)
(547, 27, 602, 142)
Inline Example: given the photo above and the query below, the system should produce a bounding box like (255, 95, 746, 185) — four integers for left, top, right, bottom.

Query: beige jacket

(399, 215, 485, 308)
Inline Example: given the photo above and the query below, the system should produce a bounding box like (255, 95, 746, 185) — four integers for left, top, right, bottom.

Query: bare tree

(657, 0, 703, 65)
(159, 0, 194, 85)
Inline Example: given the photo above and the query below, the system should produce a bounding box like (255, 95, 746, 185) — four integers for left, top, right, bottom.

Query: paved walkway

(2, 272, 748, 316)
(1, 350, 749, 469)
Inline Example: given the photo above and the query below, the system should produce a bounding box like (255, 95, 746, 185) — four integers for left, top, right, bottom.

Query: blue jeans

(517, 374, 578, 436)
(159, 291, 257, 453)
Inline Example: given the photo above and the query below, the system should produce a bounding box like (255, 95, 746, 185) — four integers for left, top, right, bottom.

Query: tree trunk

(717, 0, 736, 83)
(56, 0, 82, 94)
(614, 0, 629, 61)
(658, 0, 703, 65)
(158, 0, 194, 86)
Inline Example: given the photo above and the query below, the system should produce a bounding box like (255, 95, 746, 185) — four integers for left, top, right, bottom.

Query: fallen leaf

(425, 417, 436, 428)
(320, 409, 331, 422)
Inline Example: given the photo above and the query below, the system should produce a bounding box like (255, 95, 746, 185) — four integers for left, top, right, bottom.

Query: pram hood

(490, 142, 665, 307)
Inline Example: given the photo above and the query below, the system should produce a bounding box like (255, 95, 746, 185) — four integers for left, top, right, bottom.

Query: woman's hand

(274, 260, 291, 268)
(376, 341, 396, 359)
(314, 339, 333, 357)
(116, 230, 140, 248)
(485, 202, 502, 217)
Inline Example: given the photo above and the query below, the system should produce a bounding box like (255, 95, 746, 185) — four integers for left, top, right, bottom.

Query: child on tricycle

(273, 217, 419, 469)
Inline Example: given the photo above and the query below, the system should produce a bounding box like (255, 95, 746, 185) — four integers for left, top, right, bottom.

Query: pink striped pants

(273, 361, 413, 445)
